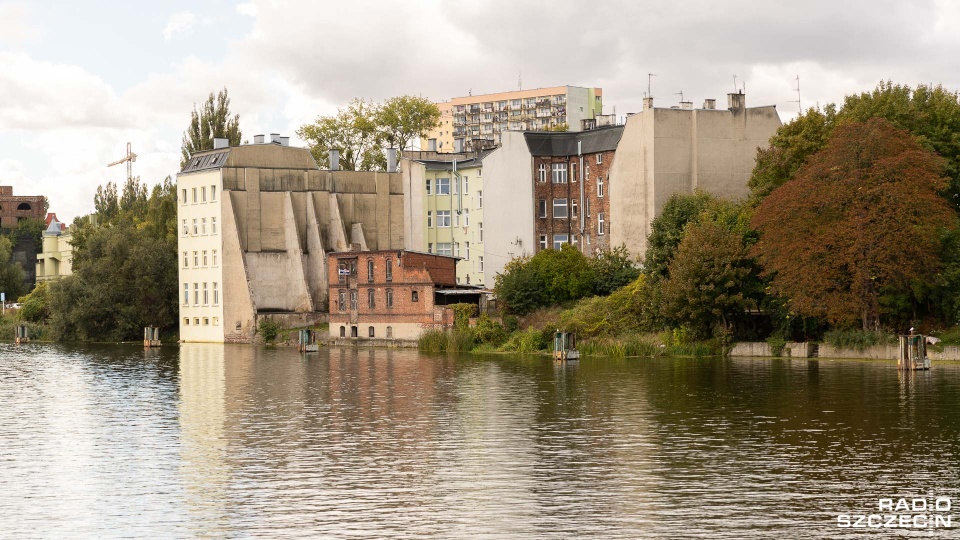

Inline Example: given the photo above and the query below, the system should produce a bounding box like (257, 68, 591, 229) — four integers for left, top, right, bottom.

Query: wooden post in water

(15, 325, 29, 344)
(898, 334, 930, 370)
(298, 329, 319, 353)
(144, 326, 161, 348)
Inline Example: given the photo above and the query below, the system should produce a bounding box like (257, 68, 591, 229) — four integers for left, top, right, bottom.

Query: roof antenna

(518, 71, 522, 91)
(647, 73, 657, 99)
(674, 90, 684, 104)
(733, 75, 738, 92)
(791, 74, 802, 113)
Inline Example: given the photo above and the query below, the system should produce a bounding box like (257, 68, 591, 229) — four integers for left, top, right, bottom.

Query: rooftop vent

(279, 136, 290, 147)
(213, 137, 229, 149)
(329, 149, 340, 171)
(703, 99, 716, 110)
(270, 133, 280, 144)
(254, 134, 265, 144)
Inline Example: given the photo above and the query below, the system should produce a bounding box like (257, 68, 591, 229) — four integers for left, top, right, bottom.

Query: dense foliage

(643, 191, 713, 279)
(0, 236, 25, 300)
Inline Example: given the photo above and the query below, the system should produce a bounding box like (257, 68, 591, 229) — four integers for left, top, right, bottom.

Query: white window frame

(211, 185, 217, 201)
(437, 210, 451, 227)
(597, 153, 603, 164)
(211, 217, 217, 234)
(553, 234, 569, 250)
(553, 198, 568, 219)
(551, 163, 568, 184)
(213, 282, 219, 305)
(478, 190, 482, 208)
(538, 163, 547, 182)
(436, 177, 450, 195)
(437, 242, 453, 256)
(212, 250, 218, 267)
(539, 235, 547, 250)
(427, 211, 432, 228)
(538, 199, 547, 218)
(598, 176, 604, 198)
(426, 179, 431, 195)
(598, 213, 605, 235)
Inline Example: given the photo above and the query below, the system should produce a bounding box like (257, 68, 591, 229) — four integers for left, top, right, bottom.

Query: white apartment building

(178, 166, 225, 342)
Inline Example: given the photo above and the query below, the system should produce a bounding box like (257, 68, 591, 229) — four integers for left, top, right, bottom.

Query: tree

(643, 190, 714, 279)
(494, 244, 596, 315)
(0, 236, 25, 300)
(661, 220, 755, 339)
(298, 99, 385, 171)
(590, 245, 641, 295)
(376, 95, 441, 151)
(752, 118, 955, 330)
(181, 87, 242, 168)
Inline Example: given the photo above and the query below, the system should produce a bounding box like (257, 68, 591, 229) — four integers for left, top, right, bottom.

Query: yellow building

(35, 216, 73, 282)
(401, 154, 487, 286)
(422, 86, 603, 153)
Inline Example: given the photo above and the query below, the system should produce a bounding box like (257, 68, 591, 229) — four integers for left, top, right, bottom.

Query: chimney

(213, 137, 229, 149)
(703, 99, 716, 110)
(329, 149, 340, 171)
(254, 134, 265, 144)
(727, 92, 745, 110)
(386, 148, 398, 173)
(643, 97, 654, 111)
(270, 133, 280, 144)
(279, 136, 290, 147)
(680, 101, 693, 110)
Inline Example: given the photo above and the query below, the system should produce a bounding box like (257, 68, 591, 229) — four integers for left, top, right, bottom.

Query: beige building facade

(609, 93, 781, 258)
(177, 138, 405, 343)
(35, 217, 73, 282)
(423, 86, 603, 153)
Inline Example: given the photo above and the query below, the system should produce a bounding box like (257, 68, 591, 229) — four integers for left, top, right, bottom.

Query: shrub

(766, 336, 787, 357)
(258, 318, 281, 343)
(823, 329, 896, 351)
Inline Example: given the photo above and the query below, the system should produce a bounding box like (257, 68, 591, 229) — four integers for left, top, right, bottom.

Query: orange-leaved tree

(752, 118, 955, 331)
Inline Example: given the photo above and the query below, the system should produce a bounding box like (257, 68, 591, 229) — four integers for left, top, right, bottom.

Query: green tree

(752, 118, 955, 330)
(181, 87, 242, 168)
(494, 244, 595, 315)
(590, 245, 641, 295)
(643, 190, 714, 279)
(297, 98, 386, 171)
(0, 236, 25, 300)
(376, 95, 442, 151)
(17, 280, 50, 322)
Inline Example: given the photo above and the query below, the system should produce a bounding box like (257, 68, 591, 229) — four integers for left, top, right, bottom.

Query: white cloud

(236, 2, 258, 17)
(0, 2, 39, 46)
(163, 11, 198, 41)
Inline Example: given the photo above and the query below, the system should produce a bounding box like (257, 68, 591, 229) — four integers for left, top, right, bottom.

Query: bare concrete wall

(482, 131, 535, 284)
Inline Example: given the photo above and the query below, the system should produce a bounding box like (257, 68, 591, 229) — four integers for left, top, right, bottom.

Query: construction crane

(107, 142, 137, 180)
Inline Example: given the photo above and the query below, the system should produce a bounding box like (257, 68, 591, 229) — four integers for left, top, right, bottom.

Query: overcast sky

(2, 0, 959, 219)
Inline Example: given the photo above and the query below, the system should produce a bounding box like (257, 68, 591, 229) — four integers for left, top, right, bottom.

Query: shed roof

(523, 125, 624, 156)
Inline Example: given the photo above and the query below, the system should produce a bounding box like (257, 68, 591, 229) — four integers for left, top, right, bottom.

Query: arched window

(368, 326, 375, 338)
(386, 326, 393, 338)
(17, 202, 31, 211)
(339, 326, 346, 337)
(351, 326, 358, 338)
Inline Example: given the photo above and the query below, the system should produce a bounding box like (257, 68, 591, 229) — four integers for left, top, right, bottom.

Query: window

(437, 242, 452, 256)
(212, 250, 218, 267)
(350, 290, 358, 310)
(572, 200, 578, 218)
(587, 233, 591, 245)
(538, 163, 547, 182)
(211, 217, 217, 234)
(386, 289, 394, 308)
(598, 176, 604, 197)
(368, 326, 375, 338)
(368, 289, 375, 309)
(193, 283, 199, 306)
(202, 250, 208, 267)
(203, 318, 209, 326)
(598, 213, 605, 235)
(213, 317, 219, 326)
(463, 176, 469, 193)
(181, 189, 187, 205)
(427, 211, 433, 228)
(201, 186, 207, 202)
(386, 326, 393, 338)
(479, 256, 484, 272)
(193, 251, 199, 267)
(572, 162, 577, 182)
(455, 242, 460, 257)
(385, 259, 393, 281)
(367, 259, 374, 282)
(538, 199, 547, 218)
(182, 219, 188, 236)
(183, 283, 189, 305)
(213, 282, 219, 305)
(465, 241, 470, 259)
(351, 326, 358, 338)
(551, 163, 568, 183)
(478, 190, 482, 208)
(436, 177, 450, 195)
(586, 198, 591, 217)
(201, 218, 207, 234)
(553, 198, 568, 219)
(203, 282, 209, 305)
(192, 187, 197, 203)
(597, 153, 603, 164)
(340, 326, 346, 337)
(411, 290, 419, 302)
(211, 185, 217, 201)
(183, 252, 188, 268)
(192, 219, 198, 235)
(539, 235, 547, 250)
(184, 317, 190, 326)
(453, 212, 459, 227)
(194, 318, 200, 326)
(553, 234, 569, 250)
(585, 164, 590, 180)
(452, 177, 458, 195)
(426, 179, 432, 195)
(428, 243, 432, 253)
(464, 209, 469, 226)
(437, 210, 451, 227)
(338, 290, 346, 312)
(479, 222, 483, 241)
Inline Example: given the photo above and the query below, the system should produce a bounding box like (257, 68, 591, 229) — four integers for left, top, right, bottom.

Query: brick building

(0, 186, 44, 228)
(327, 250, 483, 341)
(525, 125, 623, 254)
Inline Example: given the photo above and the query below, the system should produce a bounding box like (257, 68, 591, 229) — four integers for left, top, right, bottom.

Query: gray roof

(523, 125, 624, 156)
(181, 148, 231, 173)
(417, 149, 495, 170)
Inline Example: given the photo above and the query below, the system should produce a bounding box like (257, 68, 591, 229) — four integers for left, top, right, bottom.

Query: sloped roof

(180, 144, 320, 174)
(523, 125, 624, 156)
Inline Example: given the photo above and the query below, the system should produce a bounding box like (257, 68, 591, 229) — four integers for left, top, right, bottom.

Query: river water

(1, 343, 958, 538)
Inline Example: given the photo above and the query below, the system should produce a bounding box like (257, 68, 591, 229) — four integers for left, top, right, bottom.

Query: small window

(427, 211, 432, 228)
(597, 153, 603, 164)
(183, 283, 189, 305)
(436, 177, 450, 195)
(437, 243, 452, 256)
(412, 290, 419, 302)
(183, 251, 188, 268)
(538, 199, 547, 218)
(350, 290, 358, 310)
(437, 210, 451, 227)
(194, 318, 200, 326)
(553, 198, 568, 219)
(201, 218, 207, 235)
(465, 241, 470, 259)
(201, 186, 207, 202)
(368, 289, 375, 309)
(213, 282, 219, 305)
(351, 326, 358, 338)
(203, 318, 209, 326)
(181, 189, 187, 204)
(192, 187, 197, 203)
(586, 198, 591, 217)
(182, 219, 188, 236)
(537, 163, 547, 182)
(184, 317, 190, 326)
(572, 200, 578, 218)
(340, 326, 346, 338)
(551, 163, 568, 183)
(203, 282, 209, 305)
(385, 259, 393, 281)
(428, 243, 433, 254)
(211, 217, 217, 234)
(539, 235, 547, 250)
(553, 234, 569, 250)
(367, 259, 374, 282)
(478, 190, 482, 208)
(386, 326, 393, 338)
(368, 326, 375, 338)
(598, 176, 604, 198)
(338, 290, 346, 312)
(386, 289, 394, 308)
(192, 218, 198, 235)
(202, 250, 208, 267)
(211, 185, 217, 201)
(193, 251, 199, 267)
(212, 250, 218, 267)
(425, 179, 432, 195)
(479, 256, 484, 272)
(598, 213, 606, 235)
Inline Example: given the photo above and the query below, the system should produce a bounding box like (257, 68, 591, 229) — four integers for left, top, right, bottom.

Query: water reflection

(2, 345, 960, 538)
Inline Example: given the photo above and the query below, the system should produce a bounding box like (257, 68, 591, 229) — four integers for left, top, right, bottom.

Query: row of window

(537, 197, 606, 223)
(425, 175, 479, 196)
(538, 227, 604, 250)
(181, 217, 218, 236)
(337, 288, 415, 311)
(183, 250, 219, 269)
(182, 282, 220, 306)
(181, 185, 218, 205)
(337, 258, 394, 284)
(184, 316, 219, 327)
(426, 211, 482, 233)
(339, 326, 392, 338)
(428, 241, 471, 259)
(536, 159, 604, 183)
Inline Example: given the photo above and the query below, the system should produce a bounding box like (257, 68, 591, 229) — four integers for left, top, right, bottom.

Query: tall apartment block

(422, 86, 603, 153)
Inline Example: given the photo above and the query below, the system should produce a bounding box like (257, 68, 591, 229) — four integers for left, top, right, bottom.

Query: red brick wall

(532, 149, 613, 255)
(0, 189, 45, 229)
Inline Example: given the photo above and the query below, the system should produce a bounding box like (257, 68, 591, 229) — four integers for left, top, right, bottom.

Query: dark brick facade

(532, 149, 613, 255)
